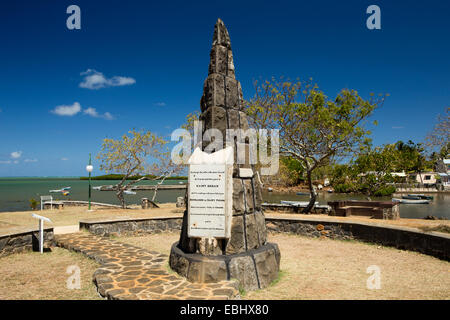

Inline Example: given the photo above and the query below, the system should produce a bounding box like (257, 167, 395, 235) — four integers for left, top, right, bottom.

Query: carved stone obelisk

(169, 19, 280, 291)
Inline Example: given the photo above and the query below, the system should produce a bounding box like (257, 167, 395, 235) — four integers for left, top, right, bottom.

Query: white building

(437, 159, 450, 188)
(410, 172, 438, 185)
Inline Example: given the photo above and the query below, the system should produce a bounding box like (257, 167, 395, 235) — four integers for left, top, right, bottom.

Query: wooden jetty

(98, 184, 187, 191)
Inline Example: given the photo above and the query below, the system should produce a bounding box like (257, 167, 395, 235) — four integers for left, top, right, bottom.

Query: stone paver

(55, 233, 239, 300)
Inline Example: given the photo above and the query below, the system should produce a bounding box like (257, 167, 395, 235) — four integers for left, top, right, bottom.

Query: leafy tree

(280, 156, 305, 185)
(29, 198, 38, 211)
(97, 129, 182, 208)
(246, 78, 387, 212)
(353, 144, 397, 195)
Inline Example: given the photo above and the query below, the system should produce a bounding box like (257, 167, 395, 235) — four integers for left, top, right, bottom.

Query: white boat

(392, 198, 430, 204)
(50, 186, 71, 193)
(124, 190, 137, 195)
(92, 186, 102, 190)
(281, 200, 319, 207)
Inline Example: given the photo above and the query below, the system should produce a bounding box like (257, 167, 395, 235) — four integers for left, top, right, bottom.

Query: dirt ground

(0, 203, 184, 231)
(119, 232, 450, 300)
(0, 247, 101, 300)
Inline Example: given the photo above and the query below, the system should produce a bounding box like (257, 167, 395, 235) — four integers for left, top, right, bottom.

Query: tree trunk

(303, 171, 316, 213)
(117, 189, 126, 209)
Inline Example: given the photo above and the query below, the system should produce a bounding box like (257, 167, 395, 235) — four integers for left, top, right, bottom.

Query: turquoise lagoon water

(0, 177, 186, 212)
(0, 178, 448, 219)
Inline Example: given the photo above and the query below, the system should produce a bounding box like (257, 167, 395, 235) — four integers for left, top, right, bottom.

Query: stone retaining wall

(79, 215, 450, 261)
(265, 217, 450, 261)
(80, 217, 183, 237)
(0, 227, 54, 257)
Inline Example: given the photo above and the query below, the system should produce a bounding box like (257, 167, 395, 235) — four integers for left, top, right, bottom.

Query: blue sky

(0, 0, 449, 176)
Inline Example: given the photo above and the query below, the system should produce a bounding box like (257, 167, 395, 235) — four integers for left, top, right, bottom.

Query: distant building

(410, 172, 438, 185)
(437, 159, 450, 188)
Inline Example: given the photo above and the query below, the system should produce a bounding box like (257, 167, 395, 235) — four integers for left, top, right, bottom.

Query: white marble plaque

(188, 164, 232, 238)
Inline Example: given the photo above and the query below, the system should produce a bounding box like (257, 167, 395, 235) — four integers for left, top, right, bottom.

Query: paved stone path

(55, 233, 239, 300)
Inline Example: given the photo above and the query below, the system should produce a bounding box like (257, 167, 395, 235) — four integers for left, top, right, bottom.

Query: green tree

(97, 129, 182, 208)
(353, 144, 397, 196)
(246, 78, 387, 212)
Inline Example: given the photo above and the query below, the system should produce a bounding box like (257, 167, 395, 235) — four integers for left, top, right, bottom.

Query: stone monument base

(169, 242, 280, 291)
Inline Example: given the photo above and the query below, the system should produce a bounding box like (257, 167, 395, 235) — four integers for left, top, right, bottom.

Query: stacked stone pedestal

(169, 18, 280, 291)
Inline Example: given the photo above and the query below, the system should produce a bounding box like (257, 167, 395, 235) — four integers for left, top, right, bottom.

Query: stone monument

(169, 19, 280, 291)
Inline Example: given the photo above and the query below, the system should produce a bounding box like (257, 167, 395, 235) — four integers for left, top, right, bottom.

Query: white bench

(40, 195, 53, 211)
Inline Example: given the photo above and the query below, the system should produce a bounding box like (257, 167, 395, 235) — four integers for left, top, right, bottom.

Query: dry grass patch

(118, 231, 180, 255)
(0, 247, 101, 300)
(118, 232, 450, 300)
(245, 233, 450, 300)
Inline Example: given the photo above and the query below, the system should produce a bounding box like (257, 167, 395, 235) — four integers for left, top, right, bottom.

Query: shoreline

(0, 202, 448, 236)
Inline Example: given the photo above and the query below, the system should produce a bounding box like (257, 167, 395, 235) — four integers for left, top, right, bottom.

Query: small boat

(50, 187, 71, 193)
(402, 195, 421, 200)
(62, 191, 70, 196)
(267, 187, 273, 192)
(327, 189, 333, 193)
(124, 190, 137, 195)
(296, 192, 309, 196)
(92, 186, 102, 190)
(392, 198, 430, 204)
(281, 200, 319, 207)
(408, 194, 434, 200)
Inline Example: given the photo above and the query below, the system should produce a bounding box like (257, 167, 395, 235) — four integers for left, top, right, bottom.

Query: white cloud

(79, 69, 136, 90)
(51, 102, 82, 116)
(0, 160, 11, 164)
(11, 151, 22, 159)
(83, 107, 115, 120)
(61, 157, 69, 161)
(154, 102, 166, 107)
(24, 159, 38, 163)
(51, 103, 114, 120)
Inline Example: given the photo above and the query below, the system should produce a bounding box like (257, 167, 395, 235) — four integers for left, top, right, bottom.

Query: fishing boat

(281, 200, 319, 207)
(49, 186, 71, 193)
(92, 186, 102, 190)
(408, 194, 434, 200)
(402, 195, 421, 200)
(392, 198, 430, 204)
(124, 190, 137, 195)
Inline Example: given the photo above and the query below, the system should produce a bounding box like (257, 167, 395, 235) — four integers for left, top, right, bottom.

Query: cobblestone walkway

(55, 233, 239, 300)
